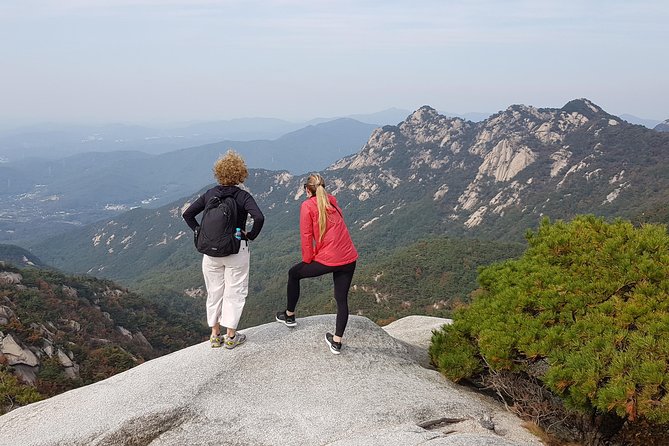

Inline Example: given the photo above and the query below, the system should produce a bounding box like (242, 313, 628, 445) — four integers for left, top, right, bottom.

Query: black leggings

(287, 260, 356, 338)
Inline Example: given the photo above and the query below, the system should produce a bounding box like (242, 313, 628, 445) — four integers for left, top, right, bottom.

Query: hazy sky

(1, 0, 667, 125)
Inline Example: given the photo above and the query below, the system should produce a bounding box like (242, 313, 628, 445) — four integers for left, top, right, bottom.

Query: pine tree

(430, 215, 669, 426)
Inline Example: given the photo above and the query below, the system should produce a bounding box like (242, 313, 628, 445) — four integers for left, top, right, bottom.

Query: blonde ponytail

(304, 173, 332, 241)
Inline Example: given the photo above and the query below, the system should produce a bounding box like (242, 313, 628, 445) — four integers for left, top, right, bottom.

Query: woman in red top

(276, 173, 358, 354)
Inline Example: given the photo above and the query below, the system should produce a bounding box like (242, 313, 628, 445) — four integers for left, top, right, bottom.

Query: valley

(0, 118, 378, 244)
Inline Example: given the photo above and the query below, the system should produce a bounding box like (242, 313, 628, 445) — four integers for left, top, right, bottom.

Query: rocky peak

(505, 103, 541, 116)
(561, 98, 605, 119)
(470, 100, 604, 156)
(398, 107, 471, 147)
(487, 103, 569, 131)
(341, 106, 472, 171)
(406, 105, 440, 123)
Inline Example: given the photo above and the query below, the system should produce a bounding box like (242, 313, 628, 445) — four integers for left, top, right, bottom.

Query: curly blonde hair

(213, 150, 248, 185)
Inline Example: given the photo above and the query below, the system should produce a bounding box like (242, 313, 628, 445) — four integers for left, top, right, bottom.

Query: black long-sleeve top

(182, 185, 265, 241)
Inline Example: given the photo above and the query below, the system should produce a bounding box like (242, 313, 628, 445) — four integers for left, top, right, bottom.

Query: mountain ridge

(10, 98, 666, 248)
(0, 244, 45, 268)
(30, 98, 669, 273)
(0, 109, 414, 161)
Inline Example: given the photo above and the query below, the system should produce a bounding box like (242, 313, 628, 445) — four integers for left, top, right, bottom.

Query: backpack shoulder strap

(204, 195, 222, 211)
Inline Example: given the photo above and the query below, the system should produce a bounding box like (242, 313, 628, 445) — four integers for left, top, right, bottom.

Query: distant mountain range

(31, 97, 669, 260)
(2, 108, 663, 163)
(0, 108, 501, 164)
(619, 114, 663, 129)
(29, 98, 669, 327)
(0, 109, 411, 161)
(0, 118, 378, 244)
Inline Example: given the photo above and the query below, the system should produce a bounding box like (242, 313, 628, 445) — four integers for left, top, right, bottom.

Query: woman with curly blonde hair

(183, 150, 264, 349)
(276, 173, 358, 354)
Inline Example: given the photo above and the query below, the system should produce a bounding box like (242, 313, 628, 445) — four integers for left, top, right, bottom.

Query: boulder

(0, 306, 14, 325)
(57, 349, 74, 368)
(65, 320, 81, 332)
(132, 331, 153, 350)
(61, 286, 78, 299)
(383, 315, 452, 368)
(63, 364, 80, 380)
(0, 272, 22, 285)
(42, 339, 54, 358)
(117, 326, 132, 338)
(0, 315, 541, 446)
(11, 364, 38, 385)
(383, 315, 452, 349)
(0, 333, 39, 367)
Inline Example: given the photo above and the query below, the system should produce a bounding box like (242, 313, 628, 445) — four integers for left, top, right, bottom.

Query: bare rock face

(478, 140, 536, 182)
(382, 315, 452, 369)
(383, 315, 452, 350)
(0, 315, 541, 446)
(0, 333, 39, 384)
(0, 272, 22, 285)
(0, 306, 14, 325)
(0, 333, 39, 367)
(322, 98, 642, 234)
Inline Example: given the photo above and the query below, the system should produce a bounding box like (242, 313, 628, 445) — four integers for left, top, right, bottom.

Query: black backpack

(194, 192, 241, 257)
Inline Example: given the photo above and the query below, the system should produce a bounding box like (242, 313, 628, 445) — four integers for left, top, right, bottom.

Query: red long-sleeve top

(300, 195, 358, 266)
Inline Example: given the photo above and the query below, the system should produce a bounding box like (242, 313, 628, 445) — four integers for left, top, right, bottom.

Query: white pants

(202, 241, 250, 329)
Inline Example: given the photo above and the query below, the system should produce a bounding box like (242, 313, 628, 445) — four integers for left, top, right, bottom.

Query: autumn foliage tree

(430, 216, 669, 444)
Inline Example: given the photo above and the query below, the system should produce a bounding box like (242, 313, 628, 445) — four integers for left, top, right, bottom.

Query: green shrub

(430, 215, 669, 423)
(0, 366, 42, 414)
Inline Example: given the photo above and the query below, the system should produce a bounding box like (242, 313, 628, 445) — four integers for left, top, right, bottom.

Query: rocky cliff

(0, 315, 541, 446)
(324, 99, 668, 236)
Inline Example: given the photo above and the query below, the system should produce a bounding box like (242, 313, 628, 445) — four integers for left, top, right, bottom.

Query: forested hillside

(80, 230, 524, 330)
(0, 244, 45, 268)
(0, 262, 207, 413)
